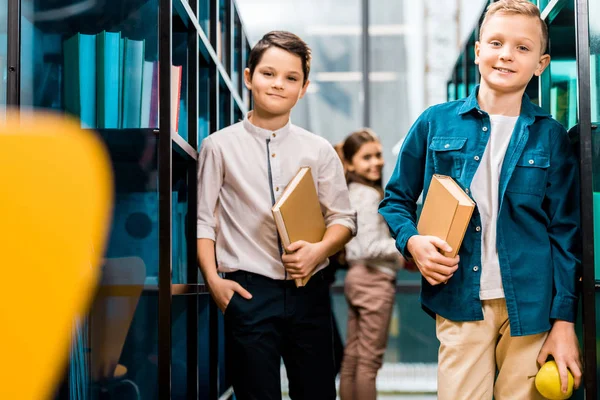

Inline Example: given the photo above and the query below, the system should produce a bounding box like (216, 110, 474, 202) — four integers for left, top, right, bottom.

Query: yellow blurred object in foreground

(535, 360, 574, 400)
(0, 110, 113, 399)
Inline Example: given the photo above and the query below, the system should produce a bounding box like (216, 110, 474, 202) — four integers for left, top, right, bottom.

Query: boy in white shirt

(196, 31, 356, 400)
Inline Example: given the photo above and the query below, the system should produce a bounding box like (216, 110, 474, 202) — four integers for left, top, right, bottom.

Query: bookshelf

(4, 0, 250, 398)
(448, 0, 598, 398)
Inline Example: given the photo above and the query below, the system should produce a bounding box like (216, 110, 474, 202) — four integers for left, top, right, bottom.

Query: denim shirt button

(529, 159, 534, 165)
(474, 156, 480, 161)
(475, 226, 481, 232)
(465, 188, 470, 194)
(473, 266, 479, 272)
(482, 126, 488, 132)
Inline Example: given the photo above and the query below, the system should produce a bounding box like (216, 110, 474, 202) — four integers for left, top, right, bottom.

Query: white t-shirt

(471, 114, 518, 300)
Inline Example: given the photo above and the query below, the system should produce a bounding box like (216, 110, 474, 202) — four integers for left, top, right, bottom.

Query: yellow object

(535, 360, 574, 400)
(0, 110, 113, 399)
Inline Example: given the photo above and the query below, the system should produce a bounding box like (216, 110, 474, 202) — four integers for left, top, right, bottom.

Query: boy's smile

(244, 47, 309, 120)
(475, 13, 550, 95)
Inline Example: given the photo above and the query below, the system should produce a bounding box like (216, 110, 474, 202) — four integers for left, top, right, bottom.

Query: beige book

(272, 166, 326, 287)
(417, 174, 475, 258)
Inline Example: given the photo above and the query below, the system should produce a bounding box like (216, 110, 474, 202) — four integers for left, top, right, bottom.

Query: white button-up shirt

(197, 114, 357, 280)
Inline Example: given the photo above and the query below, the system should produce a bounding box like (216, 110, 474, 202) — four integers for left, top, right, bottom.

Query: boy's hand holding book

(207, 275, 253, 313)
(282, 240, 327, 281)
(407, 235, 460, 286)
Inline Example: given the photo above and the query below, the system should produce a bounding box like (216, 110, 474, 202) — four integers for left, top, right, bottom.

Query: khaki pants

(339, 264, 396, 400)
(436, 298, 548, 400)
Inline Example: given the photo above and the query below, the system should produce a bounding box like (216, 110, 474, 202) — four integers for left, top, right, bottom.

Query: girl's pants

(339, 264, 396, 400)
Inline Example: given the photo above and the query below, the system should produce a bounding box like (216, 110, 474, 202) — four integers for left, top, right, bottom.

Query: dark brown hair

(480, 0, 548, 54)
(340, 128, 384, 197)
(247, 31, 312, 85)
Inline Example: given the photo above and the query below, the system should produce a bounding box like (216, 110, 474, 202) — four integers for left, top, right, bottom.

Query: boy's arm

(536, 125, 582, 392)
(282, 145, 356, 279)
(379, 111, 459, 285)
(544, 127, 581, 322)
(196, 138, 251, 311)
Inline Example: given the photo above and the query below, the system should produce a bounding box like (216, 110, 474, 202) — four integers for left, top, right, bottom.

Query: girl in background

(338, 129, 413, 400)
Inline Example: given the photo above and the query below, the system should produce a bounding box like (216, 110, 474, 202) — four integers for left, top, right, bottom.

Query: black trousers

(224, 269, 337, 400)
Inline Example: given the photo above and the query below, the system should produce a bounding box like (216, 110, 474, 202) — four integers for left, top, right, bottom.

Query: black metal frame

(574, 0, 597, 397)
(6, 0, 20, 106)
(361, 0, 370, 127)
(158, 1, 174, 398)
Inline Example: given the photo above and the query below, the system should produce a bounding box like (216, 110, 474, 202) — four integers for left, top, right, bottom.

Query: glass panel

(241, 38, 250, 107)
(198, 295, 211, 395)
(198, 0, 210, 37)
(232, 11, 242, 95)
(172, 296, 190, 399)
(0, 0, 6, 116)
(447, 81, 456, 101)
(547, 5, 577, 130)
(20, 0, 159, 130)
(218, 0, 230, 69)
(173, 30, 189, 140)
(591, 0, 600, 124)
(172, 156, 189, 284)
(456, 56, 466, 99)
(589, 0, 600, 281)
(218, 75, 231, 130)
(198, 62, 211, 146)
(466, 33, 478, 96)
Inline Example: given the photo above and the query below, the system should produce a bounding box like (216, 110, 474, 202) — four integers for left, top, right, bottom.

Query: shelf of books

(10, 0, 250, 398)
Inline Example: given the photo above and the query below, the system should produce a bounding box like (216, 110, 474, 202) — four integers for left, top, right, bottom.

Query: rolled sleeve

(379, 111, 430, 259)
(545, 126, 581, 322)
(196, 137, 223, 241)
(318, 145, 357, 235)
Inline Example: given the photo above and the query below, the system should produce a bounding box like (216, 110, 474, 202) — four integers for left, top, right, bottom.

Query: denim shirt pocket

(429, 137, 468, 179)
(506, 151, 550, 197)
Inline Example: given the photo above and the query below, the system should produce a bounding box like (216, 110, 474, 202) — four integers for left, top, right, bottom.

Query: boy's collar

(457, 85, 551, 119)
(243, 111, 292, 139)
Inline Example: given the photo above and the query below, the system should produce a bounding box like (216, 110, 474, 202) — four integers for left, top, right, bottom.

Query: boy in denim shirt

(379, 1, 581, 398)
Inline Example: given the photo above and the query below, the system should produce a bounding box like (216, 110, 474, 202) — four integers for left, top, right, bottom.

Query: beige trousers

(436, 298, 548, 400)
(339, 264, 396, 400)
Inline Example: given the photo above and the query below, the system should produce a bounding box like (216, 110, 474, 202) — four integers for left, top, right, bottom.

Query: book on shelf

(171, 65, 182, 133)
(417, 174, 475, 258)
(96, 31, 121, 129)
(122, 38, 145, 129)
(63, 33, 97, 128)
(272, 167, 326, 287)
(64, 30, 182, 130)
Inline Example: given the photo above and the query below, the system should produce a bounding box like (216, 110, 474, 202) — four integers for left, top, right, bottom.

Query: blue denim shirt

(379, 87, 581, 336)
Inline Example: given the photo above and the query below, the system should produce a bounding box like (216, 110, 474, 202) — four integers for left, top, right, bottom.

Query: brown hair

(480, 0, 548, 54)
(340, 128, 384, 197)
(247, 31, 312, 85)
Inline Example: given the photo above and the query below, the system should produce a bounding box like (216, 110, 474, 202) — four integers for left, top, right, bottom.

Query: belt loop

(246, 271, 253, 283)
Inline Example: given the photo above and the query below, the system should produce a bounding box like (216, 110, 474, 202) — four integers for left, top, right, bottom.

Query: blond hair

(480, 0, 548, 54)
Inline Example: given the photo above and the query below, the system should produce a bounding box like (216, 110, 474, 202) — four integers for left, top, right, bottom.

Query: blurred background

(237, 0, 488, 181)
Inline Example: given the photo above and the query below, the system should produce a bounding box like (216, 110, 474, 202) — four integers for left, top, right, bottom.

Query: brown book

(272, 167, 326, 287)
(417, 174, 475, 258)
